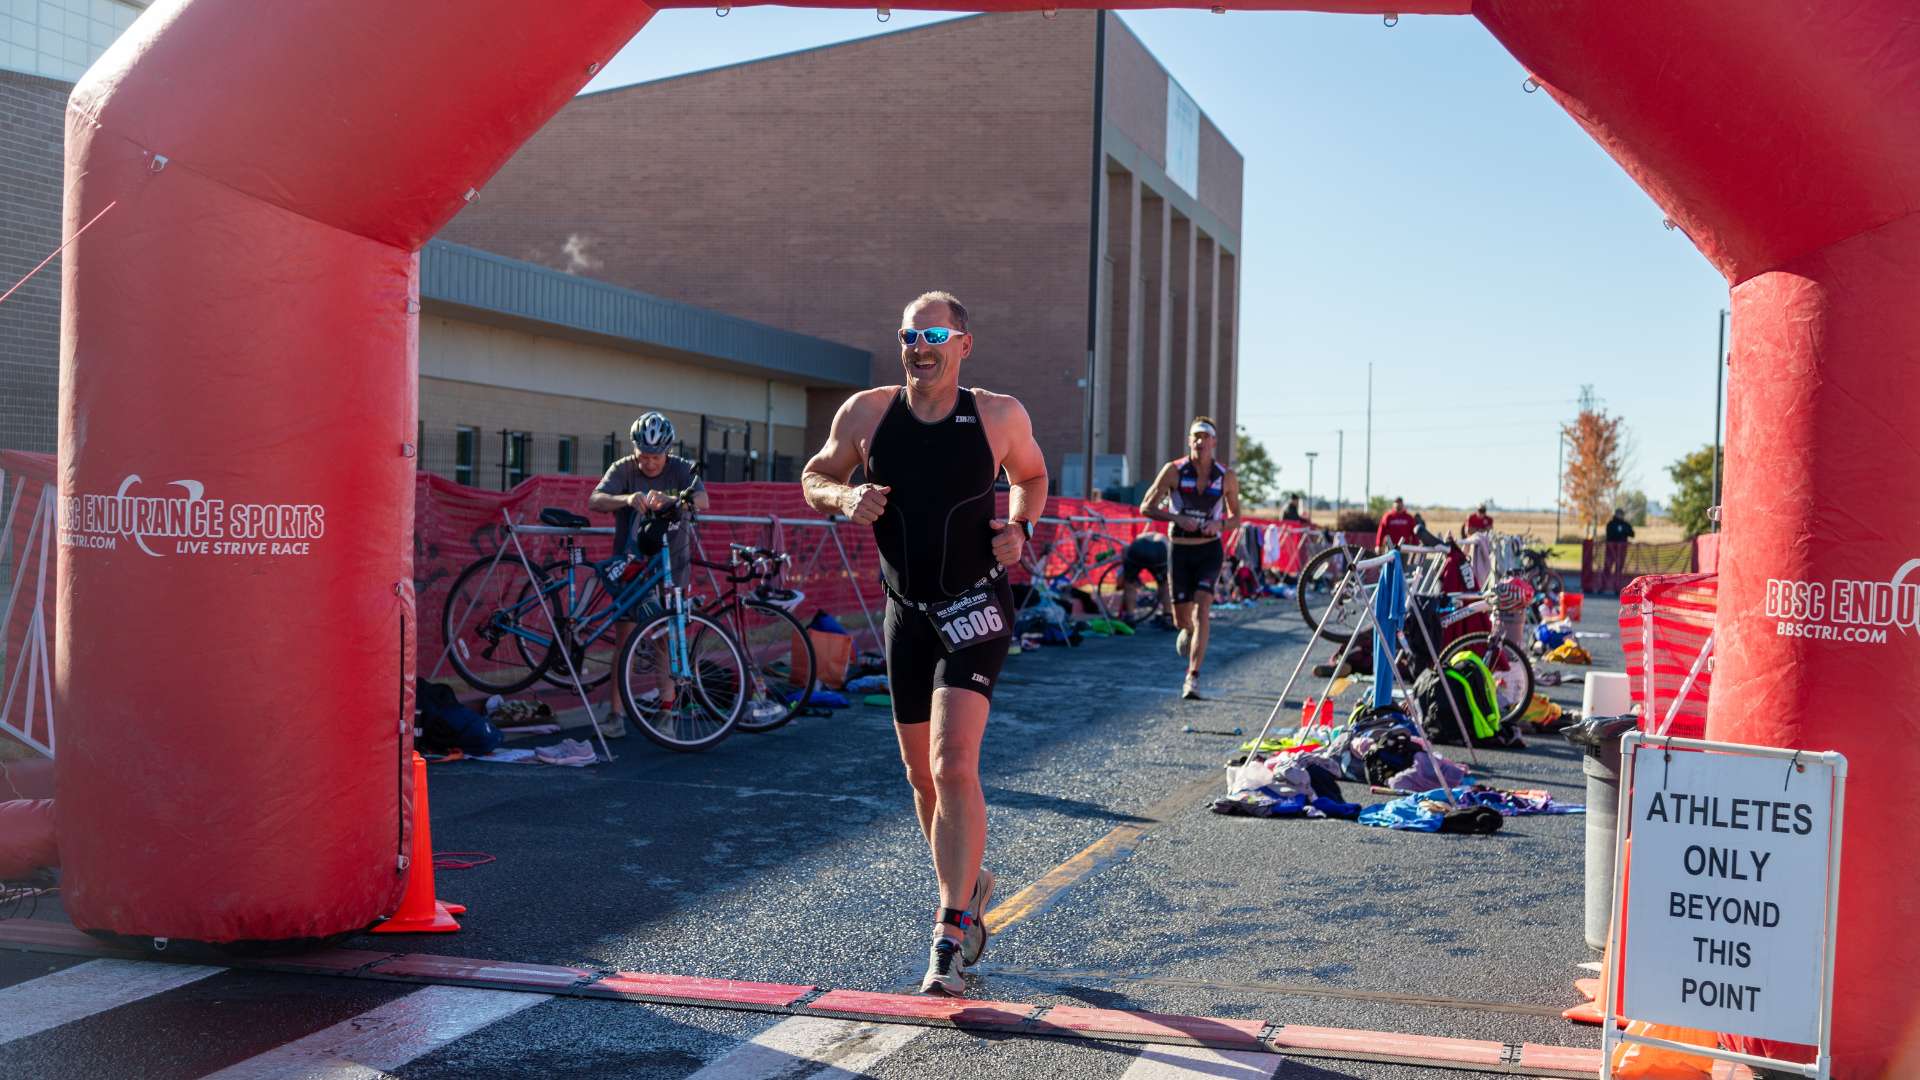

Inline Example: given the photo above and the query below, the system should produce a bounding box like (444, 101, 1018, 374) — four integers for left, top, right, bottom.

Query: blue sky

(586, 9, 1731, 511)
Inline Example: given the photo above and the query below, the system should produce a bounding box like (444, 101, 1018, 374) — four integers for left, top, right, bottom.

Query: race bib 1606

(930, 589, 1011, 653)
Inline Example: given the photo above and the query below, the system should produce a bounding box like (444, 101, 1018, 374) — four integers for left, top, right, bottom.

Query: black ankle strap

(940, 907, 974, 931)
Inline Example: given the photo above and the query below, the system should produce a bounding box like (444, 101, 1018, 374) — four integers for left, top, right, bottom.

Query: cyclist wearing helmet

(802, 290, 1047, 998)
(589, 410, 710, 579)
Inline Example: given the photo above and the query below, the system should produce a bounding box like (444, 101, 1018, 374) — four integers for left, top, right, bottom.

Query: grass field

(1409, 507, 1685, 570)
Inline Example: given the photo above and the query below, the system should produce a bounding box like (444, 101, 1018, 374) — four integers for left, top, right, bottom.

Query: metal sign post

(1603, 731, 1846, 1079)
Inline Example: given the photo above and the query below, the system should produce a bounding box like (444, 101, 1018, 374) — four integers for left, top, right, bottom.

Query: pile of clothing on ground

(1210, 704, 1582, 834)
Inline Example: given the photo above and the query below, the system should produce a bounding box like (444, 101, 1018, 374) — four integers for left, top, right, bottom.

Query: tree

(1617, 489, 1649, 526)
(1367, 494, 1391, 516)
(1234, 426, 1278, 505)
(1667, 445, 1719, 538)
(1561, 386, 1628, 538)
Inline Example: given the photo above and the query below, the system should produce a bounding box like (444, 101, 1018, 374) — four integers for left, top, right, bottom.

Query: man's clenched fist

(842, 483, 891, 525)
(989, 518, 1027, 567)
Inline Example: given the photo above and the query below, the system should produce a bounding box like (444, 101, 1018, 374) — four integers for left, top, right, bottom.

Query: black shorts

(1170, 540, 1223, 604)
(1119, 536, 1167, 586)
(883, 578, 1015, 725)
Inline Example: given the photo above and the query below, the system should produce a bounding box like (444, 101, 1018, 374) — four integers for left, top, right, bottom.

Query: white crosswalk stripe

(199, 984, 550, 1079)
(1117, 1043, 1285, 1079)
(0, 957, 224, 1045)
(683, 1014, 927, 1080)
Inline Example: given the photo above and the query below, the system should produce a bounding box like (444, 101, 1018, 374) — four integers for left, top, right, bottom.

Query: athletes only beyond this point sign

(1622, 745, 1834, 1044)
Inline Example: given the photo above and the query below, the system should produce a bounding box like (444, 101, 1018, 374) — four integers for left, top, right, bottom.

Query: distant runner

(1139, 417, 1241, 700)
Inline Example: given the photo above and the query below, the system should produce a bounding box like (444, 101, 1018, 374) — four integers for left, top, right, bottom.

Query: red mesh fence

(0, 454, 1171, 705)
(413, 473, 1159, 669)
(1582, 539, 1698, 595)
(1617, 571, 1717, 739)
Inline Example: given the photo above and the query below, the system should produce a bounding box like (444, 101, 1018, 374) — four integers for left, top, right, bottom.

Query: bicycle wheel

(1437, 631, 1535, 726)
(442, 555, 557, 694)
(615, 610, 747, 752)
(725, 597, 814, 733)
(530, 561, 622, 693)
(1296, 544, 1374, 644)
(1093, 559, 1160, 625)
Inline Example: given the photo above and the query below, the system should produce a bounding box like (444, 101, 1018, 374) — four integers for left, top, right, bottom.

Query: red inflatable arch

(55, 0, 1920, 1070)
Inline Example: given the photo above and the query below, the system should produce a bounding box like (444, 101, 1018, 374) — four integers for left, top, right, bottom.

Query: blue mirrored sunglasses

(898, 327, 964, 347)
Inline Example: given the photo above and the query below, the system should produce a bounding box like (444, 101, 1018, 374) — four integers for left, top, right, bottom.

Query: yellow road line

(984, 771, 1221, 934)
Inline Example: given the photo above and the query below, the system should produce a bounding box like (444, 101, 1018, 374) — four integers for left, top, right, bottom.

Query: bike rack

(431, 513, 618, 763)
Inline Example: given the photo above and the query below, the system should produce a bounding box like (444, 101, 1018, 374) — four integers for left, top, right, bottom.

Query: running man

(1140, 417, 1241, 700)
(801, 290, 1047, 997)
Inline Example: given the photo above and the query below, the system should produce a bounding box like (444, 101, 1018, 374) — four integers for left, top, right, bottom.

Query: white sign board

(1165, 78, 1199, 197)
(1621, 742, 1835, 1044)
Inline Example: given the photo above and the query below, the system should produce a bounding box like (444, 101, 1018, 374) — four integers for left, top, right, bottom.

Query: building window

(0, 0, 141, 82)
(603, 434, 618, 471)
(454, 426, 478, 487)
(557, 436, 577, 475)
(502, 431, 530, 489)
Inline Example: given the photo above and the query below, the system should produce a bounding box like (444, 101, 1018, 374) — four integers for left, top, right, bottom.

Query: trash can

(1565, 714, 1639, 950)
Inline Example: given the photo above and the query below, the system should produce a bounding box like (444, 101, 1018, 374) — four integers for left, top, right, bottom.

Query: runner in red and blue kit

(802, 291, 1048, 998)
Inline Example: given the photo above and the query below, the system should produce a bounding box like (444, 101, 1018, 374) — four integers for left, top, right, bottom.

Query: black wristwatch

(1014, 519, 1034, 540)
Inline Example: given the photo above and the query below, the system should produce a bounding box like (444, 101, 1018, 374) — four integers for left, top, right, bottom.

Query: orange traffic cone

(373, 751, 462, 934)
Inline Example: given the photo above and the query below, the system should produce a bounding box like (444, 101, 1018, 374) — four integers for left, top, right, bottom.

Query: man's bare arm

(1139, 463, 1182, 525)
(802, 390, 891, 524)
(1217, 470, 1242, 536)
(980, 394, 1048, 566)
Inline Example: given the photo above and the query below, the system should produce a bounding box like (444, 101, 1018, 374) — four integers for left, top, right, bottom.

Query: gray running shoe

(1182, 674, 1202, 701)
(961, 868, 995, 968)
(920, 937, 966, 996)
(1176, 628, 1191, 657)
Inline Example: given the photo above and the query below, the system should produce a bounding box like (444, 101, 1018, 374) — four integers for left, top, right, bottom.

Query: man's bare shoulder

(840, 386, 899, 419)
(970, 387, 1031, 421)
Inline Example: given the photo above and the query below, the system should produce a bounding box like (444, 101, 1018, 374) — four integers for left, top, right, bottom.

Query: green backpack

(1443, 652, 1501, 741)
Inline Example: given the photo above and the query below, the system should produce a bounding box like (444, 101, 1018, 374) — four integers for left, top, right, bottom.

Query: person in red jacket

(1375, 497, 1418, 549)
(1464, 504, 1493, 535)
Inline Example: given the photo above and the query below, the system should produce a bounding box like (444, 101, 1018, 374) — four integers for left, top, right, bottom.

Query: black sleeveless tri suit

(866, 388, 1015, 723)
(1167, 456, 1227, 603)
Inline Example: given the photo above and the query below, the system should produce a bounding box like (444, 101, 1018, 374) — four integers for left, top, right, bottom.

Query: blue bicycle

(441, 483, 749, 751)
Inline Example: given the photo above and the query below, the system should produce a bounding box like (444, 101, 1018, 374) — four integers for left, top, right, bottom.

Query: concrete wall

(419, 315, 809, 485)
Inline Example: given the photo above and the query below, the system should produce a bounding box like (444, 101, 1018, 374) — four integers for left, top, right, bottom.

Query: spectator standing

(1603, 507, 1636, 591)
(1375, 497, 1418, 549)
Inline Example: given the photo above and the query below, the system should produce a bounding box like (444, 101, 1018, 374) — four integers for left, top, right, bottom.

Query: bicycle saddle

(539, 508, 591, 529)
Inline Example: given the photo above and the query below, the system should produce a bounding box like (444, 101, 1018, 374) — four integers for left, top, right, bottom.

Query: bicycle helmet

(1485, 576, 1535, 614)
(631, 411, 676, 453)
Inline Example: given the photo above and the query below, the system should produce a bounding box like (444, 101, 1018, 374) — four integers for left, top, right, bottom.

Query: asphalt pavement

(0, 585, 1626, 1079)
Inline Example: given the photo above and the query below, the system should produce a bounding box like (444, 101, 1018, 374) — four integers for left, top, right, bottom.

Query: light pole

(1363, 363, 1373, 511)
(1335, 430, 1344, 517)
(1711, 307, 1728, 529)
(1305, 451, 1319, 513)
(1554, 427, 1566, 542)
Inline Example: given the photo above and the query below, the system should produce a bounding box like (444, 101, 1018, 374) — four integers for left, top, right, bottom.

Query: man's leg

(895, 719, 937, 851)
(1188, 590, 1214, 676)
(926, 687, 989, 936)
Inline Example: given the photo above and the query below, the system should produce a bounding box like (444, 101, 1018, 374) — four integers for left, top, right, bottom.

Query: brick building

(0, 0, 143, 454)
(444, 11, 1243, 496)
(1, 2, 868, 489)
(4, 10, 1240, 497)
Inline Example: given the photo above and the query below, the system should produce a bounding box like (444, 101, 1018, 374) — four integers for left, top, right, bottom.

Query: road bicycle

(440, 481, 749, 752)
(1019, 514, 1150, 624)
(691, 544, 813, 733)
